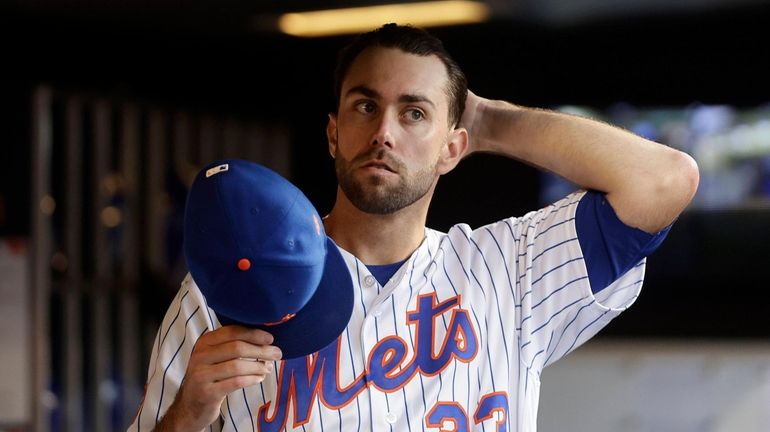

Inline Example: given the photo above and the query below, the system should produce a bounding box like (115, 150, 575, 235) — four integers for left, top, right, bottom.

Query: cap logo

(206, 163, 229, 178)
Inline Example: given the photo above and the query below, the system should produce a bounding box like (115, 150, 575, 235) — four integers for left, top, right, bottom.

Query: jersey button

(385, 412, 397, 424)
(373, 309, 382, 317)
(364, 275, 375, 287)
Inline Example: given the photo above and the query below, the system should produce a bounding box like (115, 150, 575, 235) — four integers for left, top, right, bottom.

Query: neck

(323, 186, 434, 265)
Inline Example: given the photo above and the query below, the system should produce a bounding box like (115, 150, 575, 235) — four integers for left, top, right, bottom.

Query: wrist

(154, 401, 203, 432)
(475, 99, 526, 155)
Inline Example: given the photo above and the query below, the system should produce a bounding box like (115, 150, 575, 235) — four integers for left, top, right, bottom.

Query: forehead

(341, 46, 449, 106)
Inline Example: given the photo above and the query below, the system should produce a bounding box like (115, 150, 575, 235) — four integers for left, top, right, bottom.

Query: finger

(198, 358, 275, 383)
(199, 324, 275, 347)
(209, 374, 267, 396)
(186, 372, 268, 404)
(196, 340, 282, 364)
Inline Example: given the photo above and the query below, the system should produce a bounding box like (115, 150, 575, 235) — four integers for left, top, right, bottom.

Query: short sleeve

(470, 191, 648, 371)
(575, 190, 671, 293)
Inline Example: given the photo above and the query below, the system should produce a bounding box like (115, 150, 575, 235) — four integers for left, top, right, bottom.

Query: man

(129, 23, 698, 431)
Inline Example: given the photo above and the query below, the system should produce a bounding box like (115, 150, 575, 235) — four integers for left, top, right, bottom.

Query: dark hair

(333, 23, 467, 127)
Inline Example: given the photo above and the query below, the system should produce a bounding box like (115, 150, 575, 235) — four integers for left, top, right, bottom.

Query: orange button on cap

(237, 258, 251, 271)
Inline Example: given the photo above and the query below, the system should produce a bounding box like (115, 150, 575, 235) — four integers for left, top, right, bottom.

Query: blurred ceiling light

(278, 1, 490, 37)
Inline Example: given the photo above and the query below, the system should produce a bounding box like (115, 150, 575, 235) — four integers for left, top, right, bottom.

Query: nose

(370, 112, 396, 149)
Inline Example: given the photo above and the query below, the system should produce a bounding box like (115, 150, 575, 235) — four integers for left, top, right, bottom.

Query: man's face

(328, 46, 456, 215)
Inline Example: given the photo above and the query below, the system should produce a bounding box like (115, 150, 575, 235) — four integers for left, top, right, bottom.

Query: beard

(335, 147, 438, 215)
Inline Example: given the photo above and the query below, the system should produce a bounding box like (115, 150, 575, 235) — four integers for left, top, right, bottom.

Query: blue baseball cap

(183, 159, 354, 359)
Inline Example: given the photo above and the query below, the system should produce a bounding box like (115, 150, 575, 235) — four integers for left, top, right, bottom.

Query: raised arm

(459, 91, 699, 233)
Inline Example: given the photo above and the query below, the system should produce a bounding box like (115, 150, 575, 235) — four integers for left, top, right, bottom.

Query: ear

(326, 113, 338, 158)
(437, 127, 469, 175)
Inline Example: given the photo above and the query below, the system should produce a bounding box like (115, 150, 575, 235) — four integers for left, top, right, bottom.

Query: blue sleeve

(575, 191, 672, 294)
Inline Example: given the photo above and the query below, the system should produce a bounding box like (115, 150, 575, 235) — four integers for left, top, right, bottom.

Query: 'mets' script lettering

(257, 293, 479, 431)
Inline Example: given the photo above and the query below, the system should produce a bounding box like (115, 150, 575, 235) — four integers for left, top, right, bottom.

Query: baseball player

(129, 24, 699, 431)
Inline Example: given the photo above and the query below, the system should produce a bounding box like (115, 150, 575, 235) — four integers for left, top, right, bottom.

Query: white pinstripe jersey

(129, 191, 646, 432)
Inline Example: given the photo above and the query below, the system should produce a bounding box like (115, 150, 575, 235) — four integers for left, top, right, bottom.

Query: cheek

(335, 135, 362, 161)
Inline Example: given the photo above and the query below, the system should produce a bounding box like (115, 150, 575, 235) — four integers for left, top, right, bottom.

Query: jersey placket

(359, 260, 411, 430)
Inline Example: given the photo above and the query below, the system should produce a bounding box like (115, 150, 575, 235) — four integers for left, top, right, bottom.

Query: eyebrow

(345, 85, 436, 108)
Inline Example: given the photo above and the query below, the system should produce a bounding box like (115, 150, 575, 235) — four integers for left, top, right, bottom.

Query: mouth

(360, 160, 396, 173)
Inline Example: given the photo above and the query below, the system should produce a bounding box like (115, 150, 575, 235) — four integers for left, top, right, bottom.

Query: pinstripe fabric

(128, 191, 644, 432)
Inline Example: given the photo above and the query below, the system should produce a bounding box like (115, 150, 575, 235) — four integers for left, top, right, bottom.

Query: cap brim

(218, 237, 354, 359)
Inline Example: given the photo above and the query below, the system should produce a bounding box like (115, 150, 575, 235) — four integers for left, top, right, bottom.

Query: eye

(405, 108, 425, 122)
(355, 101, 376, 114)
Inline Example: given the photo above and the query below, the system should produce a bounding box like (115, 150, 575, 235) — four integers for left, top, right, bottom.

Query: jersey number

(426, 392, 508, 431)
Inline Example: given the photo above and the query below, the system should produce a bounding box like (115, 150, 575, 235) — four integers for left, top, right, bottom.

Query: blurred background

(1, 0, 769, 431)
